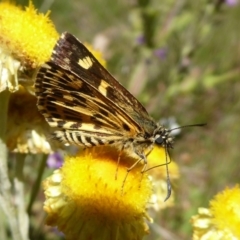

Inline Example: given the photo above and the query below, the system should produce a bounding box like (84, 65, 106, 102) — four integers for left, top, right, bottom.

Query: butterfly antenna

(169, 123, 206, 132)
(164, 146, 171, 201)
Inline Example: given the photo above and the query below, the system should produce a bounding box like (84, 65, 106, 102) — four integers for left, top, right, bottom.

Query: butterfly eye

(155, 136, 164, 145)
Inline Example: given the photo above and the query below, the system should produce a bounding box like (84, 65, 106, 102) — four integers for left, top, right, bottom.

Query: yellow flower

(0, 1, 61, 153)
(7, 86, 63, 153)
(0, 1, 59, 92)
(147, 146, 179, 210)
(191, 185, 240, 240)
(43, 146, 152, 240)
(0, 1, 58, 67)
(210, 185, 240, 238)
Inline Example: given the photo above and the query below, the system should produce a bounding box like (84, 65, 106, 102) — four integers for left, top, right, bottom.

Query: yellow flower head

(210, 185, 240, 238)
(0, 1, 58, 68)
(0, 1, 62, 153)
(43, 146, 152, 240)
(0, 1, 59, 92)
(191, 185, 240, 240)
(6, 86, 63, 153)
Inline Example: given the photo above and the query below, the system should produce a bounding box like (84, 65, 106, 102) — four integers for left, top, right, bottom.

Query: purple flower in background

(136, 35, 145, 45)
(47, 152, 63, 169)
(51, 227, 65, 237)
(225, 0, 238, 6)
(154, 47, 168, 60)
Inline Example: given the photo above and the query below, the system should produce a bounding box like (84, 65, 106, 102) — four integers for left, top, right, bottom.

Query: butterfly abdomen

(54, 130, 125, 148)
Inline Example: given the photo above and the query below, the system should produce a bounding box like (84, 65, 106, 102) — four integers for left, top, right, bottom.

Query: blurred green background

(11, 0, 240, 239)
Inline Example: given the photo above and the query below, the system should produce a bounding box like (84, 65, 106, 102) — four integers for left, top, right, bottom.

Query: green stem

(14, 154, 29, 240)
(27, 154, 47, 215)
(0, 90, 24, 240)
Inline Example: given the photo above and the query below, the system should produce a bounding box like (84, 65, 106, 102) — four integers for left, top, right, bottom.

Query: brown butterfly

(35, 32, 204, 199)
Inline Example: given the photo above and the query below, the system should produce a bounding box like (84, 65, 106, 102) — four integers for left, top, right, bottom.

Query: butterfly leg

(115, 144, 125, 180)
(121, 152, 147, 194)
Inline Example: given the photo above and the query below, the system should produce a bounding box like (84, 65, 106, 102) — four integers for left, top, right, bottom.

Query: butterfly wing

(36, 62, 144, 146)
(35, 32, 157, 146)
(52, 33, 157, 134)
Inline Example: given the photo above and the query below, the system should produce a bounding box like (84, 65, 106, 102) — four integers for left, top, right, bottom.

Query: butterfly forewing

(36, 32, 157, 147)
(38, 63, 137, 128)
(51, 33, 157, 134)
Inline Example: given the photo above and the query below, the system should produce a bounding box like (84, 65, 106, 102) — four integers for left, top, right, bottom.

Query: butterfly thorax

(122, 124, 173, 160)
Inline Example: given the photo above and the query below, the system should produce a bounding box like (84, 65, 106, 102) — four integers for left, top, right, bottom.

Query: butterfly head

(154, 126, 174, 149)
(153, 123, 206, 149)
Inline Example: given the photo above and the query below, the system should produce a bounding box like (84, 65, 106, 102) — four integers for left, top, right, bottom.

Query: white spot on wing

(98, 80, 109, 96)
(78, 56, 93, 69)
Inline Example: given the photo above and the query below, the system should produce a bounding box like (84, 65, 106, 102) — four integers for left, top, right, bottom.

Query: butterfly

(35, 32, 187, 199)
